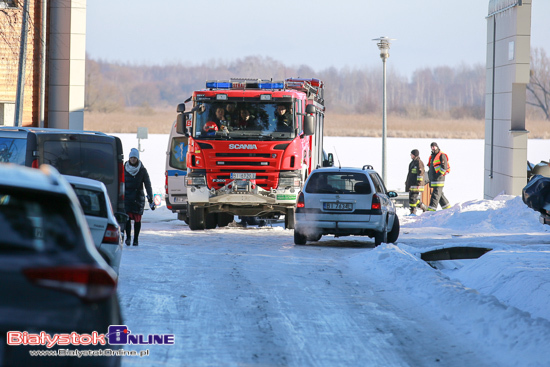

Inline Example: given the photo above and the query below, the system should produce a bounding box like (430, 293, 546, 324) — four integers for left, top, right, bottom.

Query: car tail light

(297, 192, 305, 208)
(118, 162, 125, 208)
(371, 194, 381, 210)
(23, 266, 117, 302)
(103, 224, 120, 244)
(31, 159, 39, 168)
(165, 171, 169, 194)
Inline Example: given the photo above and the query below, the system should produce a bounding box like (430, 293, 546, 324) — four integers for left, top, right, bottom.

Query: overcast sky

(86, 0, 550, 78)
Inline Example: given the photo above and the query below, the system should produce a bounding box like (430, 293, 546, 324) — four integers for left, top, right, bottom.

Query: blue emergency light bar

(206, 81, 232, 89)
(258, 82, 285, 89)
(206, 80, 285, 90)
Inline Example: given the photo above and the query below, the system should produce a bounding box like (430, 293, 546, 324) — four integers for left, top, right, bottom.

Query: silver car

(294, 166, 400, 246)
(64, 175, 124, 275)
(0, 164, 121, 366)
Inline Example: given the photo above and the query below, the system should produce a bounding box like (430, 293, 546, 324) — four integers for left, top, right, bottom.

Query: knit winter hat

(129, 148, 140, 160)
(411, 149, 419, 157)
(430, 142, 439, 148)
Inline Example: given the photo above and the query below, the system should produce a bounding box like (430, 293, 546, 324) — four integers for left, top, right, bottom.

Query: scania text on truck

(175, 78, 327, 230)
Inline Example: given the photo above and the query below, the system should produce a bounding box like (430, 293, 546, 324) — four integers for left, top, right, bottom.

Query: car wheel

(188, 205, 205, 230)
(387, 215, 400, 243)
(205, 213, 218, 229)
(294, 229, 307, 245)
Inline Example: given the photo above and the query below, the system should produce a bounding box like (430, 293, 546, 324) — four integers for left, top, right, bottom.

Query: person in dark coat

(405, 149, 428, 215)
(274, 104, 292, 131)
(124, 148, 155, 246)
(427, 142, 451, 211)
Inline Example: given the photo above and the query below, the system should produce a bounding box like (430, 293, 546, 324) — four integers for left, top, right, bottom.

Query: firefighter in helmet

(427, 142, 451, 211)
(405, 149, 428, 215)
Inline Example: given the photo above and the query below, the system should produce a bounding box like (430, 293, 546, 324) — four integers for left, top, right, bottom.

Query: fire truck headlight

(278, 177, 301, 188)
(187, 175, 207, 186)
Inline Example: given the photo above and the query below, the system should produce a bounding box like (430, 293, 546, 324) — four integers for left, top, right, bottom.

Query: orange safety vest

(428, 152, 451, 175)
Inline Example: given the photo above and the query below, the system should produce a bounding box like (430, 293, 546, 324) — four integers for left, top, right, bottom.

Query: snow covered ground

(114, 134, 550, 366)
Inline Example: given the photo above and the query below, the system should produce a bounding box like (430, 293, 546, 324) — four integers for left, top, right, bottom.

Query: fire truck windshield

(193, 101, 295, 140)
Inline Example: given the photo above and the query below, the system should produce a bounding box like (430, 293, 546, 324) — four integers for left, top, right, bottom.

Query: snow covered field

(114, 134, 550, 366)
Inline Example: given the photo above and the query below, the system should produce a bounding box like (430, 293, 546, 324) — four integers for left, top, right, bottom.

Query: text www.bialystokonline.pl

(28, 349, 150, 358)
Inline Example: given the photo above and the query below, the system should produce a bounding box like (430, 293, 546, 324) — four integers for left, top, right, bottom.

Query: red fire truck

(175, 78, 330, 230)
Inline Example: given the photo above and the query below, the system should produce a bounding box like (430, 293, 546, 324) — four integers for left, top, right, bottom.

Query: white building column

(484, 0, 531, 199)
(48, 0, 86, 130)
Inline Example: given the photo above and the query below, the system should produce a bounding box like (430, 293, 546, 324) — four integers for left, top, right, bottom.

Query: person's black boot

(125, 220, 132, 246)
(133, 222, 141, 246)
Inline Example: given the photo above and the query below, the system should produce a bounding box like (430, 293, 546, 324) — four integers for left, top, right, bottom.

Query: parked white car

(64, 175, 125, 275)
(294, 166, 400, 246)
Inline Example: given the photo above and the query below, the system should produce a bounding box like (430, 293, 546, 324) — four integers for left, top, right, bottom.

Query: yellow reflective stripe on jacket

(411, 168, 418, 174)
(410, 186, 425, 192)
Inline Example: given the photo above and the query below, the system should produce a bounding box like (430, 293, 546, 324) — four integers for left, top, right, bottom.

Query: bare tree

(527, 48, 550, 120)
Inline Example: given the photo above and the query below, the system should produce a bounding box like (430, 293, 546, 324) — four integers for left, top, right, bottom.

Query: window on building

(0, 0, 18, 9)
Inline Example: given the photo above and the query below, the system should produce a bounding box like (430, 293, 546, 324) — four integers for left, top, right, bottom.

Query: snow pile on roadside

(454, 249, 550, 321)
(349, 244, 550, 366)
(403, 195, 546, 233)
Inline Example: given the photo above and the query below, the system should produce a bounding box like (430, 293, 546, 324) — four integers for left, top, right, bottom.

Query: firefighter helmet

(203, 121, 218, 133)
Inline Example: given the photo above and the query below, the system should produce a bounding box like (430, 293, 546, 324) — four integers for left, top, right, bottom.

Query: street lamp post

(372, 36, 395, 185)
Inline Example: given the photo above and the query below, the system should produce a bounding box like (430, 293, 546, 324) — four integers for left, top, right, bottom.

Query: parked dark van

(0, 127, 125, 215)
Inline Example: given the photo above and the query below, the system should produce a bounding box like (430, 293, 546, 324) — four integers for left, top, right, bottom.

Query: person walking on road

(426, 142, 451, 211)
(405, 149, 428, 215)
(124, 148, 155, 246)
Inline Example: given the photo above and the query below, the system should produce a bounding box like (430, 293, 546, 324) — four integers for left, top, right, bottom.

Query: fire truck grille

(217, 161, 270, 166)
(216, 153, 271, 158)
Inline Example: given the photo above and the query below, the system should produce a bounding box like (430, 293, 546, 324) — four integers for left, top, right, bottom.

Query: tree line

(85, 50, 550, 120)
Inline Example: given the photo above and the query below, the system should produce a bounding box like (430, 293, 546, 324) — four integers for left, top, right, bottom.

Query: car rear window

(169, 137, 188, 170)
(0, 187, 83, 252)
(305, 172, 372, 194)
(72, 187, 108, 218)
(42, 141, 115, 184)
(0, 137, 27, 165)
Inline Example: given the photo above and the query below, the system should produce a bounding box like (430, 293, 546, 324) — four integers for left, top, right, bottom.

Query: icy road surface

(117, 200, 550, 367)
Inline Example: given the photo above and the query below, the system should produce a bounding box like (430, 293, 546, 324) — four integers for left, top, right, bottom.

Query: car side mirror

(115, 212, 129, 228)
(323, 153, 334, 167)
(387, 191, 398, 198)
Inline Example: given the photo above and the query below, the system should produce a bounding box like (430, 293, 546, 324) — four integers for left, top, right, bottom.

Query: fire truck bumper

(187, 183, 298, 207)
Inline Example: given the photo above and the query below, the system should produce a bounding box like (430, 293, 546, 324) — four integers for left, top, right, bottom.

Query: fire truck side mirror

(305, 105, 316, 114)
(303, 115, 315, 136)
(177, 103, 186, 113)
(176, 113, 189, 136)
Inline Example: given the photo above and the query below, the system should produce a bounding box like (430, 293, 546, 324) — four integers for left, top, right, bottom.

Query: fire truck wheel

(188, 205, 205, 231)
(205, 213, 218, 229)
(285, 208, 295, 230)
(217, 213, 234, 227)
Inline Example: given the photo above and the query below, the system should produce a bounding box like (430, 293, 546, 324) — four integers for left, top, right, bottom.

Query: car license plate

(230, 173, 256, 179)
(174, 196, 186, 203)
(324, 202, 352, 211)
